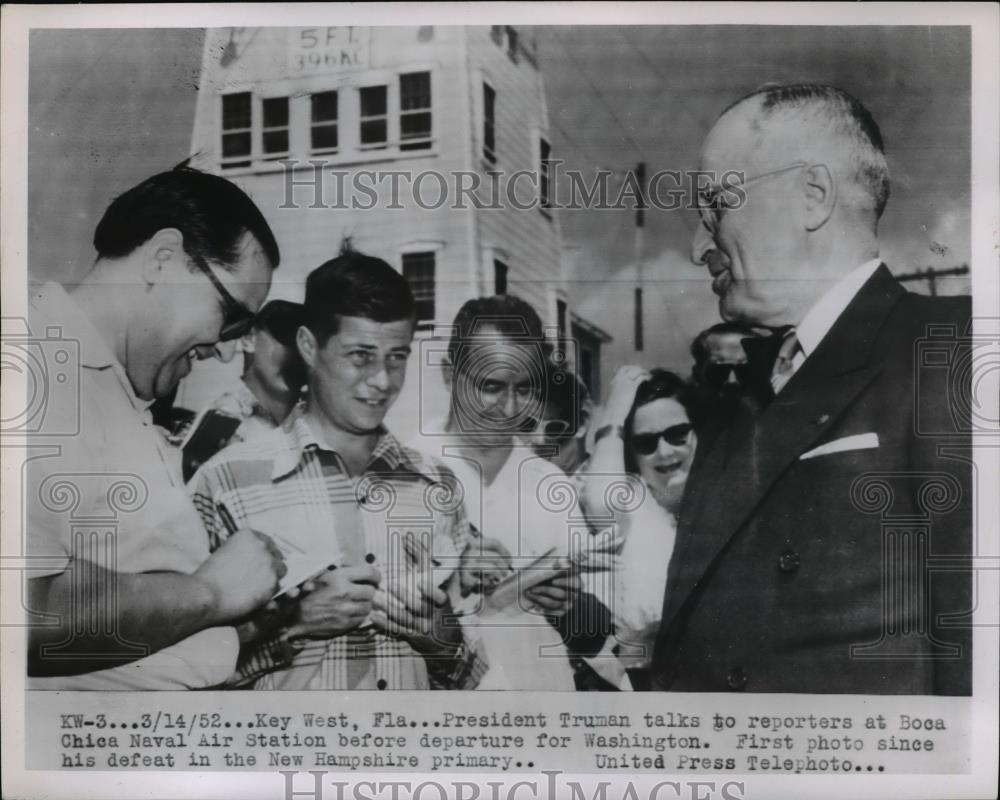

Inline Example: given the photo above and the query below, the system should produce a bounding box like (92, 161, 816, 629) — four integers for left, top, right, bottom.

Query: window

(399, 71, 432, 151)
(221, 92, 252, 168)
(261, 97, 289, 159)
(359, 85, 388, 149)
(539, 137, 552, 210)
(555, 298, 569, 365)
(505, 26, 519, 62)
(483, 83, 496, 164)
(572, 320, 602, 403)
(310, 90, 339, 153)
(494, 259, 508, 295)
(402, 252, 435, 322)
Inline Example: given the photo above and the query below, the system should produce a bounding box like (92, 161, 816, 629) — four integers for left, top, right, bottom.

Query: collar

(794, 259, 882, 358)
(270, 405, 426, 481)
(29, 281, 154, 414)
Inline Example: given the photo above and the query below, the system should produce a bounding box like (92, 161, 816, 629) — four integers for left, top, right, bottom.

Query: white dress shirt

(774, 258, 882, 393)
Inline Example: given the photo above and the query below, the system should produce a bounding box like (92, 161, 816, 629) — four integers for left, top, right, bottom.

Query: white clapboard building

(177, 25, 609, 436)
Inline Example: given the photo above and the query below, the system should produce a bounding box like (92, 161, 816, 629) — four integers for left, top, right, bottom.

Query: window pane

(263, 130, 289, 155)
(484, 84, 495, 121)
(222, 131, 251, 159)
(222, 93, 251, 130)
(312, 124, 338, 151)
(402, 252, 436, 321)
(360, 85, 387, 117)
(401, 112, 431, 137)
(311, 91, 338, 122)
(400, 72, 432, 151)
(506, 26, 519, 60)
(483, 84, 496, 160)
(540, 138, 551, 208)
(361, 119, 387, 147)
(400, 112, 432, 150)
(400, 72, 431, 110)
(262, 97, 289, 128)
(494, 260, 508, 295)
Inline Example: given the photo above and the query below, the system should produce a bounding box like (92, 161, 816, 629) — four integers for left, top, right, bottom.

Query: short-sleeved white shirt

(25, 282, 237, 689)
(411, 420, 579, 690)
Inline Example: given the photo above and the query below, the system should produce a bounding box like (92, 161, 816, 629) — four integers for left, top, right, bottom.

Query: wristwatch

(594, 424, 624, 444)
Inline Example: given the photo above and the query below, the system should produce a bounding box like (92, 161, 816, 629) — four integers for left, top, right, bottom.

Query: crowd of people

(25, 83, 971, 694)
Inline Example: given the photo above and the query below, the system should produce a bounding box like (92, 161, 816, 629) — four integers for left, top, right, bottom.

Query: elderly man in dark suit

(651, 84, 972, 694)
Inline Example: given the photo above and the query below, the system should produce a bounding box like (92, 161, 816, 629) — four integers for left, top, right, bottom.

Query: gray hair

(729, 84, 891, 220)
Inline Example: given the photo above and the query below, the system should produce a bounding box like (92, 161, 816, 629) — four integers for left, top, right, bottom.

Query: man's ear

(803, 164, 836, 232)
(296, 325, 318, 370)
(240, 330, 256, 354)
(142, 228, 186, 286)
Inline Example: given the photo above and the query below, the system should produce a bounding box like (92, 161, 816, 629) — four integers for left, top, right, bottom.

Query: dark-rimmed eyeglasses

(630, 422, 694, 455)
(697, 162, 808, 232)
(190, 253, 256, 341)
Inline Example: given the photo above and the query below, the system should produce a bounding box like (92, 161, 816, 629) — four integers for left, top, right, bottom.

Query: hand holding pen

(193, 504, 287, 622)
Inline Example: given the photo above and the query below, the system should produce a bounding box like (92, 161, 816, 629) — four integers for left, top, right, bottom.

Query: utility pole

(896, 264, 970, 297)
(634, 161, 646, 352)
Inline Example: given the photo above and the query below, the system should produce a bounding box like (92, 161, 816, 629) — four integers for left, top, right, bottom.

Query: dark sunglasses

(190, 253, 256, 341)
(704, 361, 753, 389)
(630, 422, 693, 455)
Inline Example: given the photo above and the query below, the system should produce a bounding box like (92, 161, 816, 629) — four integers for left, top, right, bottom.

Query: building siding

(179, 26, 577, 440)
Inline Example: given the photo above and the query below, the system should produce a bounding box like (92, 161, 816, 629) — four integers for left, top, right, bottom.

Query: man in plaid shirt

(190, 253, 485, 690)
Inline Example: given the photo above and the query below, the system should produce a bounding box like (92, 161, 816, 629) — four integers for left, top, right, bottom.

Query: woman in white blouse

(581, 366, 700, 690)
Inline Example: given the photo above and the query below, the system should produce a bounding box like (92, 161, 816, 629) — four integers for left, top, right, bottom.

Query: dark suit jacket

(651, 266, 973, 694)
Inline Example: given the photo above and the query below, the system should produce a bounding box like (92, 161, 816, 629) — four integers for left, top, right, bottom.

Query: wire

(615, 28, 714, 134)
(544, 29, 647, 164)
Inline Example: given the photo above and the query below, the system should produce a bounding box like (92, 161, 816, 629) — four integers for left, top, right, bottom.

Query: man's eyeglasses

(190, 253, 256, 341)
(630, 422, 694, 456)
(518, 417, 574, 439)
(697, 162, 808, 232)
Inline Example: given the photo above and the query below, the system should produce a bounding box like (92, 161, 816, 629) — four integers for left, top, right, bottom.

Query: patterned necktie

(738, 325, 795, 410)
(769, 328, 800, 395)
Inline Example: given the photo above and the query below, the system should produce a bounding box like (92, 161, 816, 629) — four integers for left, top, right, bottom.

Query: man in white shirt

(652, 84, 972, 694)
(410, 295, 586, 689)
(25, 167, 286, 688)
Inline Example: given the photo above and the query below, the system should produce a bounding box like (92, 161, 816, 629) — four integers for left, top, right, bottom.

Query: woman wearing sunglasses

(581, 365, 701, 690)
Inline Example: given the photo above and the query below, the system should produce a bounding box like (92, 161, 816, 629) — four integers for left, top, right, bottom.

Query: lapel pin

(813, 413, 831, 426)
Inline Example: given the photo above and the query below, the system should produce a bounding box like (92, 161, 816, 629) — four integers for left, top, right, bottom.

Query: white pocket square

(800, 432, 879, 460)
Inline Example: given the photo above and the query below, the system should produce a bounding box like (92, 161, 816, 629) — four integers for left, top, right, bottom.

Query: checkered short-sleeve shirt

(190, 409, 485, 690)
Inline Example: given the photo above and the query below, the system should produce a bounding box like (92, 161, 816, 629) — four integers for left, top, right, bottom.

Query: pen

(217, 503, 238, 536)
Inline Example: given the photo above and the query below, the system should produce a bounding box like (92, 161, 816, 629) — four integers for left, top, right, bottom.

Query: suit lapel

(662, 266, 906, 627)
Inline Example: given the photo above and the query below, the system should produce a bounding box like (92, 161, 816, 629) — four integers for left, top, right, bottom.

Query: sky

(26, 24, 971, 378)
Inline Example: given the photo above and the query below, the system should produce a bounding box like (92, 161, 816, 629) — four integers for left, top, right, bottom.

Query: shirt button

(376, 678, 388, 690)
(365, 553, 377, 564)
(778, 550, 801, 573)
(726, 667, 748, 691)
